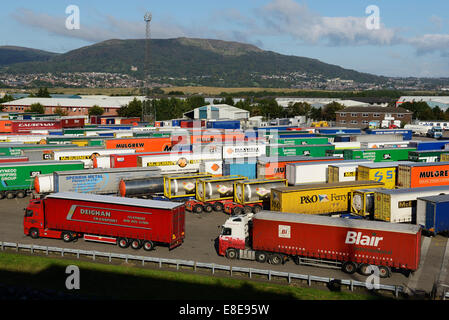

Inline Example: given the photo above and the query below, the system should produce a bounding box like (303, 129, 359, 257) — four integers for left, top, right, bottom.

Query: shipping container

(196, 175, 246, 202)
(199, 159, 223, 176)
(0, 143, 82, 157)
(266, 144, 334, 157)
(375, 186, 449, 223)
(352, 134, 404, 143)
(409, 140, 449, 151)
(257, 156, 341, 179)
(105, 137, 175, 153)
(118, 177, 165, 198)
(440, 154, 449, 162)
(331, 142, 361, 150)
(222, 144, 266, 159)
(350, 188, 386, 218)
(39, 167, 162, 195)
(206, 120, 241, 130)
(163, 173, 213, 199)
(357, 162, 414, 189)
(0, 156, 28, 163)
(0, 161, 84, 199)
(343, 147, 415, 162)
(416, 194, 449, 235)
(269, 137, 329, 145)
(270, 181, 384, 215)
(24, 192, 185, 250)
(365, 129, 413, 140)
(328, 162, 373, 183)
(218, 211, 421, 276)
(138, 153, 221, 174)
(234, 178, 287, 205)
(360, 141, 410, 149)
(316, 128, 362, 135)
(223, 158, 257, 179)
(286, 160, 372, 185)
(51, 148, 135, 168)
(397, 162, 449, 188)
(408, 150, 449, 162)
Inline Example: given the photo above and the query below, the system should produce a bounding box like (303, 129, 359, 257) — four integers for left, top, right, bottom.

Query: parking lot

(1, 196, 448, 296)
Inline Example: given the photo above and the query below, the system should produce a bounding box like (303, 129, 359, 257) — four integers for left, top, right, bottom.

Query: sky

(1, 0, 449, 78)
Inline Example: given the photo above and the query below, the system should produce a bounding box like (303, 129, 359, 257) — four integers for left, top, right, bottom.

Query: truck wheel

(193, 204, 203, 214)
(252, 205, 262, 214)
(0, 192, 4, 200)
(203, 204, 213, 213)
(232, 207, 242, 216)
(5, 192, 15, 199)
(255, 251, 268, 263)
(117, 237, 130, 248)
(342, 261, 357, 274)
(268, 254, 283, 265)
(61, 232, 73, 242)
(29, 228, 39, 239)
(358, 264, 372, 276)
(213, 202, 223, 212)
(16, 191, 26, 199)
(130, 239, 142, 250)
(378, 266, 391, 278)
(226, 248, 238, 259)
(243, 206, 252, 214)
(142, 240, 154, 251)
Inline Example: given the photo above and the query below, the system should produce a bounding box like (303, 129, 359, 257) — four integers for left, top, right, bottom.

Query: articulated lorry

(218, 211, 421, 277)
(24, 192, 185, 251)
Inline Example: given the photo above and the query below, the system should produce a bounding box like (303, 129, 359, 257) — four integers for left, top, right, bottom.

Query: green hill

(1, 38, 385, 87)
(0, 46, 57, 66)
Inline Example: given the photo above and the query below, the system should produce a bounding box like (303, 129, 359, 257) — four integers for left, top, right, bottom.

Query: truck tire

(358, 263, 372, 276)
(252, 205, 262, 214)
(203, 203, 213, 213)
(213, 202, 223, 212)
(5, 192, 15, 199)
(342, 261, 357, 274)
(0, 192, 4, 200)
(117, 237, 130, 248)
(268, 253, 283, 265)
(226, 248, 238, 259)
(193, 204, 203, 214)
(61, 232, 73, 242)
(378, 266, 391, 278)
(255, 251, 268, 263)
(232, 207, 242, 216)
(243, 206, 252, 214)
(29, 228, 39, 239)
(130, 239, 142, 250)
(16, 190, 26, 199)
(142, 240, 154, 251)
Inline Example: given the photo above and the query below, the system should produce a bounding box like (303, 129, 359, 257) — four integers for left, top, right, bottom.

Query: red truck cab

(24, 199, 65, 240)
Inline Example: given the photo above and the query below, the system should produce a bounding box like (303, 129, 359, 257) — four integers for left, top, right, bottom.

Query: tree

(309, 107, 323, 121)
(54, 106, 68, 116)
(117, 98, 142, 118)
(27, 103, 45, 114)
(286, 102, 312, 118)
(186, 96, 208, 109)
(321, 102, 345, 121)
(88, 105, 105, 116)
(35, 87, 51, 98)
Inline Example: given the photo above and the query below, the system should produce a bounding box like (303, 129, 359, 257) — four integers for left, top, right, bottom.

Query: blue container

(317, 128, 362, 135)
(365, 129, 413, 140)
(98, 132, 115, 137)
(409, 140, 449, 151)
(223, 158, 257, 179)
(48, 130, 63, 136)
(207, 120, 240, 130)
(98, 125, 132, 130)
(333, 135, 351, 142)
(172, 119, 181, 127)
(417, 194, 449, 235)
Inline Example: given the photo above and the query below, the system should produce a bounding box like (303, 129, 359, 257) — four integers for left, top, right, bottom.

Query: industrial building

(0, 96, 145, 116)
(396, 96, 449, 110)
(184, 104, 250, 120)
(335, 106, 413, 128)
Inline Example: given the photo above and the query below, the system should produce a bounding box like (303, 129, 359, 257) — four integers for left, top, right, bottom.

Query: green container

(0, 144, 80, 157)
(408, 150, 449, 163)
(325, 149, 344, 158)
(269, 137, 329, 145)
(266, 144, 335, 157)
(343, 148, 416, 162)
(46, 136, 105, 146)
(0, 161, 84, 193)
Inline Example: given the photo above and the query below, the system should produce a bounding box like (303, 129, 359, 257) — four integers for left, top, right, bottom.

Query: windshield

(24, 209, 33, 217)
(221, 227, 232, 236)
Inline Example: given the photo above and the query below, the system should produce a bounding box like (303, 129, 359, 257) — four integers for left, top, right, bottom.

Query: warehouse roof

(336, 106, 412, 113)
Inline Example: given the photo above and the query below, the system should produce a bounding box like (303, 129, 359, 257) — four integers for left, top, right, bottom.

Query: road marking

(438, 238, 449, 284)
(406, 236, 431, 293)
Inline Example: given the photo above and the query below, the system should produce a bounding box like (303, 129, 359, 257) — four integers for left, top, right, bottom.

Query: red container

(108, 151, 192, 168)
(24, 193, 185, 250)
(251, 213, 421, 270)
(0, 156, 28, 163)
(61, 117, 85, 128)
(11, 121, 62, 133)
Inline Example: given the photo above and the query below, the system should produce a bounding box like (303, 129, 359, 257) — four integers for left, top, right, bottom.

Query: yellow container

(270, 181, 384, 215)
(440, 154, 449, 162)
(374, 192, 391, 222)
(357, 164, 399, 189)
(71, 140, 89, 147)
(196, 175, 245, 202)
(350, 188, 385, 217)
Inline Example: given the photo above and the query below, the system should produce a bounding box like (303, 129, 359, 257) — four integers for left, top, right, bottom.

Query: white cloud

(407, 34, 449, 56)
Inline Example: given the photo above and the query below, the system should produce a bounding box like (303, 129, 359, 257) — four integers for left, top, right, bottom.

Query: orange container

(105, 137, 174, 152)
(397, 162, 449, 188)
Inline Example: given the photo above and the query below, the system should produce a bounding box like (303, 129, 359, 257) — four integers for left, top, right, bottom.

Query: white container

(286, 160, 372, 185)
(138, 153, 219, 174)
(328, 161, 373, 183)
(331, 142, 360, 150)
(360, 141, 410, 149)
(374, 186, 449, 223)
(222, 144, 266, 159)
(199, 160, 223, 175)
(51, 148, 135, 168)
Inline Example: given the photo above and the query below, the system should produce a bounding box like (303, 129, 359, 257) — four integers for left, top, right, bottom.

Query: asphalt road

(1, 197, 447, 296)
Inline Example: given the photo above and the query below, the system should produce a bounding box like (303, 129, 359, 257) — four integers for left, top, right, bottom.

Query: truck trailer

(218, 211, 421, 277)
(24, 192, 185, 250)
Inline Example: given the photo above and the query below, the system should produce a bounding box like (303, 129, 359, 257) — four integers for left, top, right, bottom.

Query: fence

(0, 241, 404, 297)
